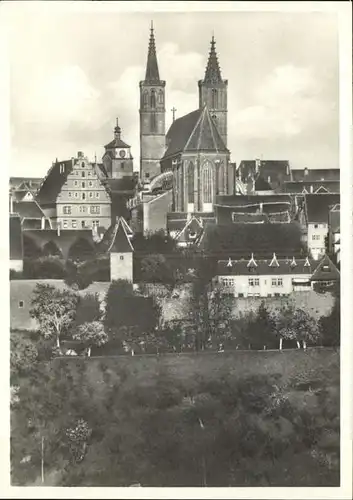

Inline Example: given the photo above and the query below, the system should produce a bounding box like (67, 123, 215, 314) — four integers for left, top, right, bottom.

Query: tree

(73, 293, 102, 327)
(140, 254, 175, 285)
(246, 302, 277, 350)
(272, 305, 319, 350)
(10, 334, 38, 381)
(29, 284, 79, 349)
(319, 284, 340, 347)
(73, 321, 108, 357)
(104, 280, 161, 351)
(67, 238, 96, 263)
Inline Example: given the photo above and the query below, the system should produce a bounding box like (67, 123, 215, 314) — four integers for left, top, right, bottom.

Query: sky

(6, 4, 339, 177)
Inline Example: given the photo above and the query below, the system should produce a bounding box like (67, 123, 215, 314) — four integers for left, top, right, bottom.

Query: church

(132, 23, 237, 237)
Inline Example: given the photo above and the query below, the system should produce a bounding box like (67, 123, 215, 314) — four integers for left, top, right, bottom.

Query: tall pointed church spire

(145, 21, 160, 82)
(203, 35, 222, 84)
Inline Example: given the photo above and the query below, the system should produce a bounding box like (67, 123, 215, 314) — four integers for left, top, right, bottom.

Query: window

(120, 255, 124, 260)
(81, 162, 85, 168)
(271, 278, 283, 287)
(145, 173, 150, 179)
(322, 265, 330, 272)
(158, 90, 164, 104)
(68, 192, 72, 197)
(63, 206, 71, 215)
(121, 162, 125, 169)
(74, 192, 78, 198)
(90, 206, 100, 214)
(79, 206, 87, 213)
(18, 301, 24, 308)
(143, 90, 148, 106)
(72, 220, 77, 228)
(82, 181, 85, 188)
(95, 192, 100, 199)
(82, 193, 86, 200)
(150, 89, 156, 108)
(314, 224, 319, 229)
(312, 234, 320, 241)
(249, 278, 260, 287)
(151, 113, 157, 132)
(92, 220, 99, 228)
(89, 192, 93, 198)
(88, 181, 93, 187)
(63, 220, 68, 228)
(202, 161, 212, 203)
(221, 277, 234, 287)
(82, 172, 85, 178)
(81, 221, 86, 228)
(188, 161, 195, 203)
(74, 181, 78, 187)
(211, 88, 218, 109)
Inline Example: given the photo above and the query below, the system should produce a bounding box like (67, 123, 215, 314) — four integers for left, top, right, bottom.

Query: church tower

(198, 36, 228, 147)
(139, 22, 166, 182)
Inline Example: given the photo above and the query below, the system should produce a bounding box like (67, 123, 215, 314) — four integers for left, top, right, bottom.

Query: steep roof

(311, 255, 340, 282)
(305, 193, 340, 224)
(144, 22, 161, 83)
(198, 222, 305, 258)
(106, 218, 134, 253)
(35, 159, 73, 205)
(12, 200, 46, 219)
(291, 168, 340, 182)
(163, 106, 227, 159)
(217, 257, 318, 277)
(201, 36, 223, 84)
(9, 215, 23, 261)
(9, 177, 42, 190)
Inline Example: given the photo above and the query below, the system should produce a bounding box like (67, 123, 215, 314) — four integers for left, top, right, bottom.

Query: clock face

(119, 149, 126, 158)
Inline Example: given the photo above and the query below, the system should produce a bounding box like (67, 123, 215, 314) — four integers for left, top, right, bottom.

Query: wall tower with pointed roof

(139, 22, 166, 182)
(198, 36, 228, 147)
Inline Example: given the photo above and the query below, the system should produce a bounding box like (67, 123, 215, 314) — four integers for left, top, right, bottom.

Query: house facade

(217, 254, 320, 298)
(56, 152, 111, 230)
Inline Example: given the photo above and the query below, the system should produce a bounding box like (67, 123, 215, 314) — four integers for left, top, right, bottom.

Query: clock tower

(139, 22, 166, 181)
(102, 118, 134, 179)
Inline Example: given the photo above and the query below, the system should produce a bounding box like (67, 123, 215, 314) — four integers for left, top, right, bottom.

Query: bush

(23, 256, 66, 279)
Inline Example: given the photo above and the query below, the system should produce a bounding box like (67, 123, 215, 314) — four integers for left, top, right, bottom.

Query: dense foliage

(11, 351, 340, 487)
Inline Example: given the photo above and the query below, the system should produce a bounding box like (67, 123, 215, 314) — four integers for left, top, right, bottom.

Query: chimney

(304, 167, 309, 176)
(57, 222, 61, 237)
(310, 185, 313, 193)
(71, 157, 75, 167)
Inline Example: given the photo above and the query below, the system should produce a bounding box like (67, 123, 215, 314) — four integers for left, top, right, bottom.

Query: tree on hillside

(319, 283, 340, 347)
(73, 293, 102, 327)
(72, 321, 108, 357)
(29, 284, 78, 350)
(104, 279, 162, 352)
(272, 305, 319, 350)
(10, 334, 38, 382)
(246, 302, 277, 350)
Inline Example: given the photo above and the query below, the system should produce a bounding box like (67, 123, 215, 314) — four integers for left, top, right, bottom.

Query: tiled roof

(291, 168, 340, 182)
(12, 200, 45, 219)
(104, 138, 131, 149)
(163, 106, 227, 159)
(217, 256, 318, 276)
(10, 215, 23, 261)
(283, 180, 340, 194)
(310, 255, 340, 281)
(305, 193, 340, 224)
(10, 177, 42, 189)
(215, 194, 292, 207)
(198, 222, 305, 258)
(106, 217, 134, 253)
(35, 159, 73, 205)
(238, 160, 290, 186)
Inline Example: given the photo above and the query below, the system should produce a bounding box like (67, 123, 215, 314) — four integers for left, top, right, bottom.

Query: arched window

(216, 160, 223, 195)
(150, 90, 156, 108)
(158, 90, 164, 104)
(143, 91, 148, 106)
(202, 161, 213, 203)
(211, 89, 218, 109)
(188, 162, 195, 203)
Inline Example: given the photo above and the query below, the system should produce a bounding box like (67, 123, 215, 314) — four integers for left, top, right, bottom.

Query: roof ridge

(184, 108, 204, 151)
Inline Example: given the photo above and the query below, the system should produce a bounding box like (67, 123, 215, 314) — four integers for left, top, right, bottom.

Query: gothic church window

(211, 89, 218, 109)
(143, 91, 148, 106)
(202, 161, 213, 203)
(188, 162, 195, 203)
(158, 91, 164, 104)
(150, 90, 156, 108)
